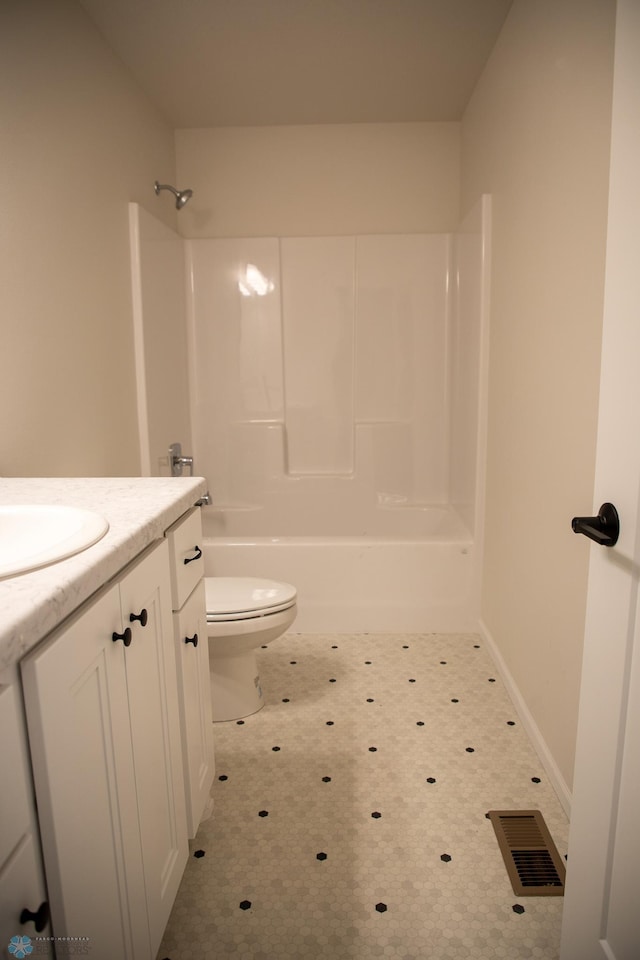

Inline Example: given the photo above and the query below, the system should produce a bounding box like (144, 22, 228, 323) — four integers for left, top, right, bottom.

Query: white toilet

(205, 576, 297, 722)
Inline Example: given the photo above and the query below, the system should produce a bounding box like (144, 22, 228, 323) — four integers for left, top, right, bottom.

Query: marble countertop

(0, 476, 208, 671)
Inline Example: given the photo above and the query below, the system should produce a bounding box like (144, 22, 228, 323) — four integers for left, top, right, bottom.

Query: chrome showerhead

(154, 180, 193, 210)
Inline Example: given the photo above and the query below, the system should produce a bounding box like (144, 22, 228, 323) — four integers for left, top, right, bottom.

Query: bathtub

(201, 505, 480, 633)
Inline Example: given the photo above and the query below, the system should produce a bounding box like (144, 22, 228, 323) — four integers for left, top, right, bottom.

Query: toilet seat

(205, 577, 297, 623)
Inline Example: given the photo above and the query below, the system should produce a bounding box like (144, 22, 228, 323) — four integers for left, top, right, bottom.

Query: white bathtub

(201, 506, 480, 633)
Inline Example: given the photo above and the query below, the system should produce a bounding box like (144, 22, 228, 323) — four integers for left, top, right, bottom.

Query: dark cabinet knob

(112, 627, 132, 647)
(183, 546, 202, 565)
(20, 901, 49, 932)
(129, 608, 148, 627)
(184, 634, 199, 647)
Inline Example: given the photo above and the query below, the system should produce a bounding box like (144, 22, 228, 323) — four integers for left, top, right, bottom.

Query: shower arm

(154, 180, 193, 210)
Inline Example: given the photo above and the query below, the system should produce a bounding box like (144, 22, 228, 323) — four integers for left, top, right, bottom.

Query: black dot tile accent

(512, 904, 525, 915)
(331, 645, 338, 649)
(440, 661, 447, 665)
(408, 678, 416, 683)
(371, 811, 382, 819)
(488, 678, 496, 683)
(507, 721, 516, 726)
(322, 776, 332, 783)
(375, 902, 388, 913)
(365, 660, 372, 665)
(402, 645, 409, 649)
(326, 721, 334, 726)
(368, 746, 378, 752)
(282, 698, 290, 703)
(416, 721, 425, 726)
(261, 644, 268, 648)
(316, 852, 328, 861)
(258, 810, 269, 817)
(426, 777, 437, 784)
(289, 661, 297, 665)
(465, 747, 475, 753)
(193, 849, 205, 858)
(474, 644, 481, 648)
(532, 776, 541, 783)
(329, 678, 337, 683)
(440, 854, 452, 863)
(451, 698, 459, 703)
(218, 775, 228, 781)
(366, 698, 375, 703)
(272, 746, 281, 752)
(239, 900, 252, 911)
(236, 720, 245, 725)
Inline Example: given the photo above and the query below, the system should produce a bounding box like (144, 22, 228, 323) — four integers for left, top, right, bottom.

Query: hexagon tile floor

(158, 634, 569, 960)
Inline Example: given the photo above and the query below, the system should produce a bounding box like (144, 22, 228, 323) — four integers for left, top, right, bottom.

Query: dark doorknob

(572, 502, 620, 547)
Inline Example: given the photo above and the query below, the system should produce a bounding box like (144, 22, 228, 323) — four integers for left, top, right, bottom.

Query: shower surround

(185, 196, 490, 632)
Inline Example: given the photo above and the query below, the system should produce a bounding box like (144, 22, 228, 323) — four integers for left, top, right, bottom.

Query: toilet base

(210, 649, 265, 722)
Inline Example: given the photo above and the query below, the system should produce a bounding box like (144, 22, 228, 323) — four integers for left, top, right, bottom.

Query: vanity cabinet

(0, 683, 50, 944)
(21, 539, 188, 960)
(166, 508, 215, 838)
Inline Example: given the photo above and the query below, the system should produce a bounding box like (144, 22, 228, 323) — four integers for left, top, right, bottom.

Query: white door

(560, 1, 640, 957)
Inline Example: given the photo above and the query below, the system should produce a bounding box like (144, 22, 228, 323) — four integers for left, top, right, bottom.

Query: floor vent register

(487, 810, 566, 896)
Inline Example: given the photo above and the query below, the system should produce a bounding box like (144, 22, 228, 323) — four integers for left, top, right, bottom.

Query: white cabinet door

(0, 682, 50, 944)
(174, 579, 214, 837)
(119, 539, 188, 951)
(0, 834, 50, 945)
(22, 580, 147, 959)
(0, 685, 31, 866)
(22, 541, 188, 960)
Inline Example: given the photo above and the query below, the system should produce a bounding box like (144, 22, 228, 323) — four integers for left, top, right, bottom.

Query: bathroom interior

(1, 0, 623, 957)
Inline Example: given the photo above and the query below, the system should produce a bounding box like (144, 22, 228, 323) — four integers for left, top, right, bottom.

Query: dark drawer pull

(129, 608, 148, 627)
(184, 633, 199, 647)
(112, 627, 132, 647)
(183, 545, 202, 565)
(20, 901, 49, 932)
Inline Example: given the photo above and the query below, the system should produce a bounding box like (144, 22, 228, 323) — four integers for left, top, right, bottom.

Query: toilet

(205, 576, 297, 722)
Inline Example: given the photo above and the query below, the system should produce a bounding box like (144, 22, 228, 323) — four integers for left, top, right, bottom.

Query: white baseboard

(479, 619, 572, 818)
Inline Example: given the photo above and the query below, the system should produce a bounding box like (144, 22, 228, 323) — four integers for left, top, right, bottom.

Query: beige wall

(1, 0, 177, 477)
(175, 123, 460, 237)
(461, 0, 616, 791)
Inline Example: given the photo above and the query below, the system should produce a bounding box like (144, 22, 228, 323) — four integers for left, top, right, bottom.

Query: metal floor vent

(487, 810, 566, 896)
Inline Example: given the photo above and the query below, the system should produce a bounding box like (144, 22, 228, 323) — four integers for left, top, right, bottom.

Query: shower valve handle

(169, 441, 194, 476)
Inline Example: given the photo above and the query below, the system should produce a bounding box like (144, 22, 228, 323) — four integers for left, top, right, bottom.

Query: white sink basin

(0, 505, 109, 579)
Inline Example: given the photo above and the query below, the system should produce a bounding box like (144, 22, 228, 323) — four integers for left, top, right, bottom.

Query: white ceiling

(79, 0, 514, 128)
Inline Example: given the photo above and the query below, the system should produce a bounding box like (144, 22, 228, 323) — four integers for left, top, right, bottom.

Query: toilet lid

(205, 577, 297, 622)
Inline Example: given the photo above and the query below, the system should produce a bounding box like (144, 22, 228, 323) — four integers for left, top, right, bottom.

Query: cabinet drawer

(166, 507, 204, 609)
(0, 685, 31, 866)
